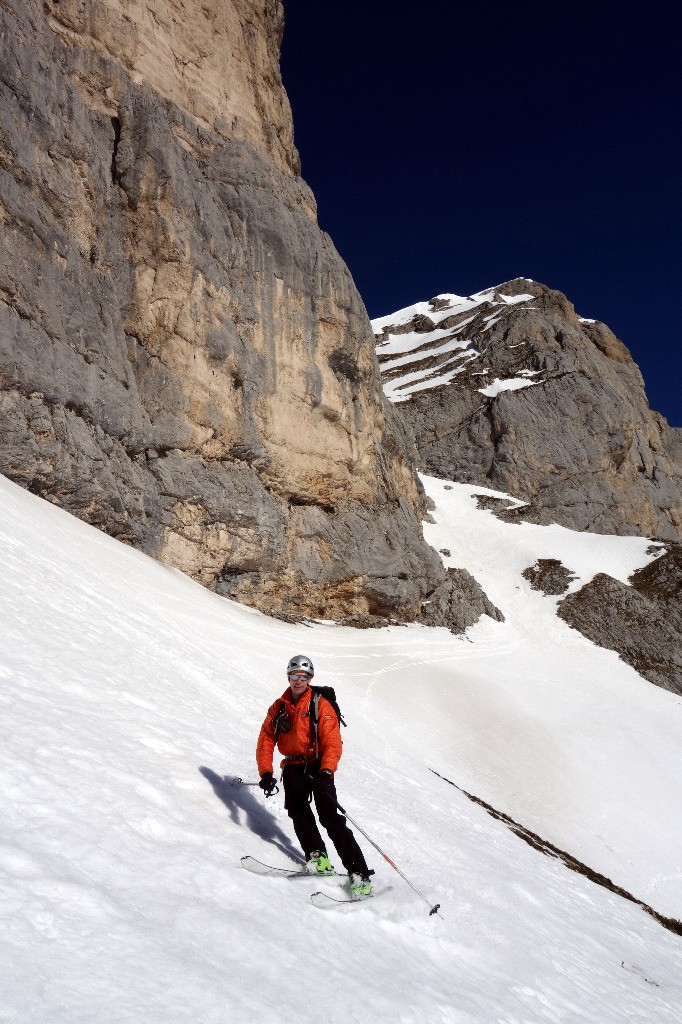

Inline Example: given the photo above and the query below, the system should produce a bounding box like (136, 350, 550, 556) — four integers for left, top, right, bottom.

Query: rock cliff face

(0, 0, 453, 623)
(375, 279, 681, 542)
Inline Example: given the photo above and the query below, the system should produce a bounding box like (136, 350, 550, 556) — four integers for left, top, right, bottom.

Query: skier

(256, 655, 373, 898)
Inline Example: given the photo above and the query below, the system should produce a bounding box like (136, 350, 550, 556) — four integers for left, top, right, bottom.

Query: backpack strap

(309, 690, 321, 759)
(308, 686, 347, 759)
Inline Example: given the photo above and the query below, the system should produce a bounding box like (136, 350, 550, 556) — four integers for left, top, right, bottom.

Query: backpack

(309, 685, 346, 758)
(310, 685, 346, 728)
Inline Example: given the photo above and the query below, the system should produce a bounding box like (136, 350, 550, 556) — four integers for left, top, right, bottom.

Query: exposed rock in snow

(419, 566, 504, 632)
(522, 559, 578, 597)
(559, 546, 682, 694)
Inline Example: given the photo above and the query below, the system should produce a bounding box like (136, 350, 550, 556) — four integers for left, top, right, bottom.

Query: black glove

(316, 769, 335, 798)
(259, 772, 278, 797)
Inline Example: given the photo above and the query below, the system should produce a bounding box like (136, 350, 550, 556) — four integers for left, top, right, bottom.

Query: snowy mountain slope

(373, 284, 537, 403)
(418, 479, 682, 909)
(1, 474, 681, 1023)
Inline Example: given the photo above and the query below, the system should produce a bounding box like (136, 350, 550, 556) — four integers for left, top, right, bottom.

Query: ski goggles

(288, 672, 312, 681)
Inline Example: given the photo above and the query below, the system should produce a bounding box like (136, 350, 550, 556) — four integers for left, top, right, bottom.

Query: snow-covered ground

(2, 473, 681, 1023)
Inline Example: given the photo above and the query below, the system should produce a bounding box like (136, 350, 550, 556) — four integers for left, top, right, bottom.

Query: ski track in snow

(1, 473, 681, 1023)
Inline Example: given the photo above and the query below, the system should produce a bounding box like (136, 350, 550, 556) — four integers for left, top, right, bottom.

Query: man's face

(288, 672, 311, 700)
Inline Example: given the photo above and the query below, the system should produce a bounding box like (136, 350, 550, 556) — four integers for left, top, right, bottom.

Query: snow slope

(1, 473, 681, 1023)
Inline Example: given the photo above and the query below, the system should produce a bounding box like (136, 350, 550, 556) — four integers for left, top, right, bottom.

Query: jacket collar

(281, 685, 311, 708)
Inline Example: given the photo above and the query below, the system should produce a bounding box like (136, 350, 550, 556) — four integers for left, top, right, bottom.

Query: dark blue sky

(281, 1, 681, 426)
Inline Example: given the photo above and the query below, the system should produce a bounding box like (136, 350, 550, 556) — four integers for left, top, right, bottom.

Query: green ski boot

(307, 850, 335, 876)
(349, 872, 373, 899)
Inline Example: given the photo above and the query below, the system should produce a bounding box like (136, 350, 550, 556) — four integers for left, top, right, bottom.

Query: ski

(310, 885, 393, 909)
(241, 855, 346, 880)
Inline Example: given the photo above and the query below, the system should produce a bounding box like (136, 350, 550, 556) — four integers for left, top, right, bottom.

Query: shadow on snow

(199, 766, 303, 865)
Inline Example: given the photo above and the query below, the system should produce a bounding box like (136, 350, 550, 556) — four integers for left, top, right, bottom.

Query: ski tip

(310, 884, 393, 909)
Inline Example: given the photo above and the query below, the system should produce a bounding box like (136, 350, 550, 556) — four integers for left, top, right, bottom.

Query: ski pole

(233, 776, 280, 796)
(320, 784, 441, 917)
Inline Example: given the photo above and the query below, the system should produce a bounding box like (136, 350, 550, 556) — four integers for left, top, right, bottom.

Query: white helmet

(287, 654, 314, 677)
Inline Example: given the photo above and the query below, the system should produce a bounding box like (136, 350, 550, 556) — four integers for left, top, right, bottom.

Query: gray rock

(522, 559, 578, 596)
(1, 0, 483, 626)
(558, 548, 682, 694)
(420, 567, 504, 634)
(378, 279, 682, 542)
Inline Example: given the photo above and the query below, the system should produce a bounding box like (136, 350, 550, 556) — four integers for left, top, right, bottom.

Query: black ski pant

(282, 760, 370, 877)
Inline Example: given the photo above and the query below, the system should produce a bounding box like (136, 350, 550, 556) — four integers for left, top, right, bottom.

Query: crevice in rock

(288, 495, 336, 514)
(110, 116, 121, 184)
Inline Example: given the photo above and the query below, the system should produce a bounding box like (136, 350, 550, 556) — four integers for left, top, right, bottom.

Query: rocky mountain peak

(375, 280, 681, 541)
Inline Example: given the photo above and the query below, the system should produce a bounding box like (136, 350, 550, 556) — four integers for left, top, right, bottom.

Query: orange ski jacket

(256, 686, 342, 776)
